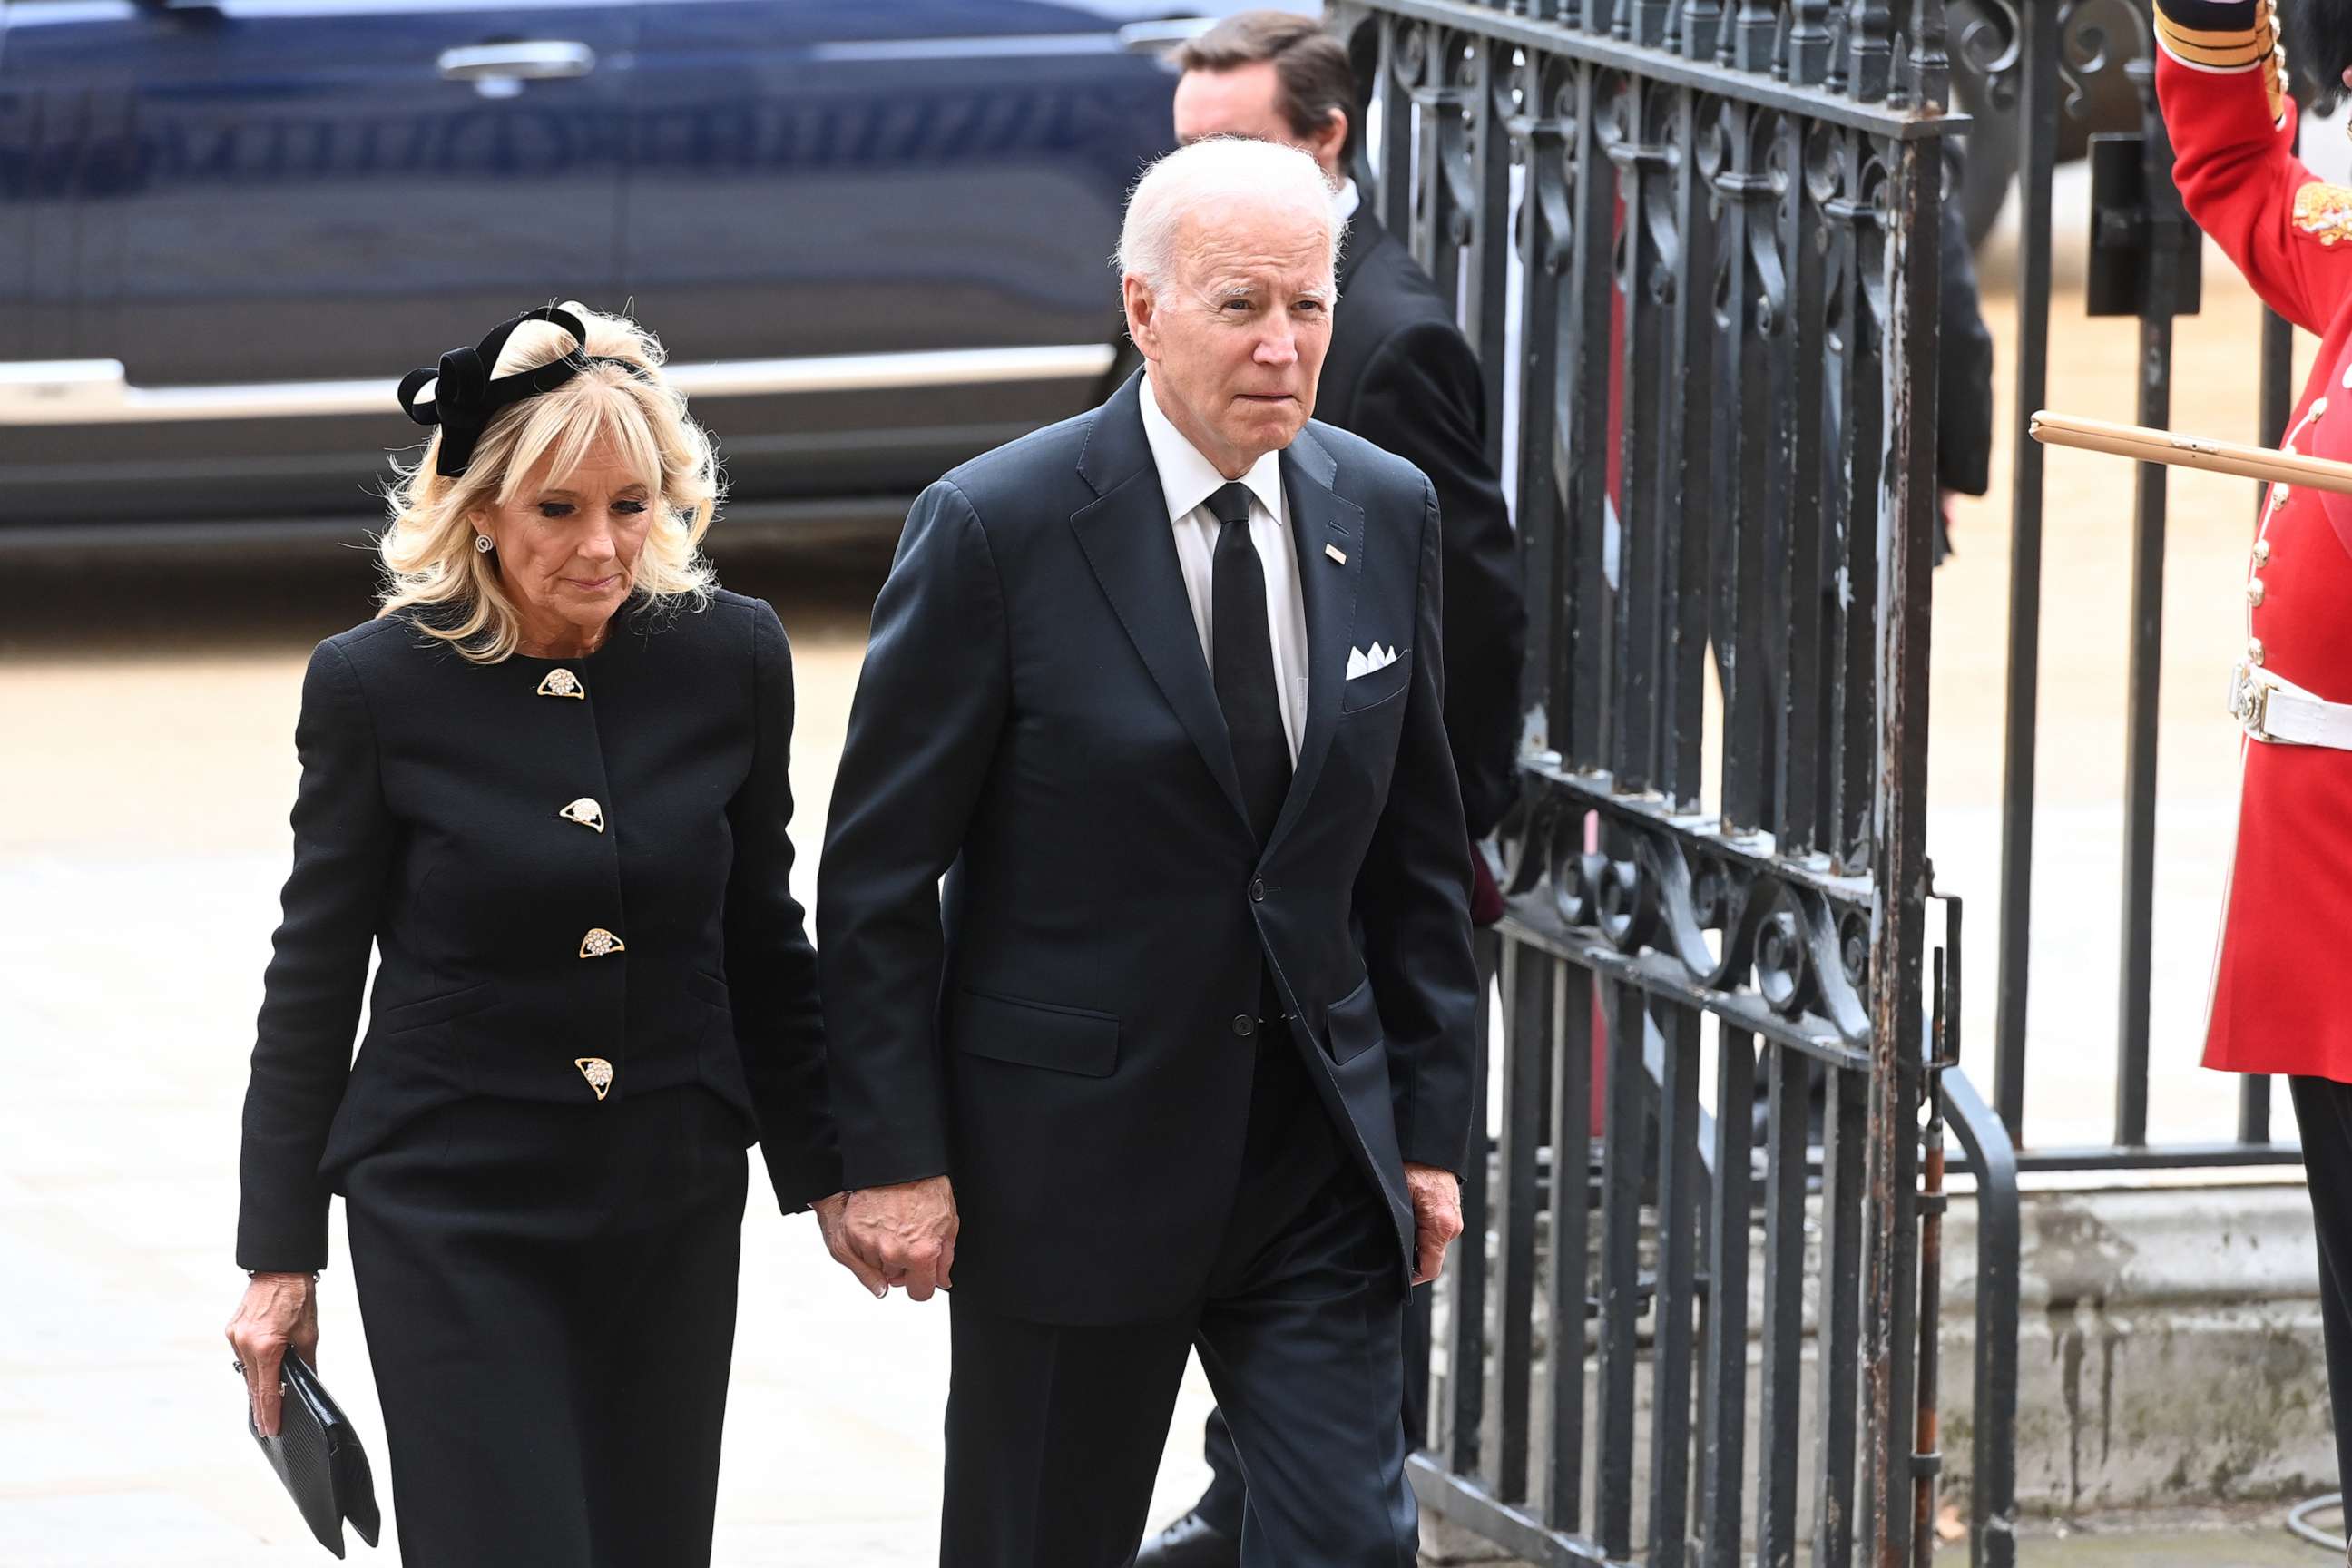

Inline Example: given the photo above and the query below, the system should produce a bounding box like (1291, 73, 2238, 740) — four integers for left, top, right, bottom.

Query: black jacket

(817, 373, 1481, 1326)
(236, 590, 838, 1273)
(1318, 211, 1526, 838)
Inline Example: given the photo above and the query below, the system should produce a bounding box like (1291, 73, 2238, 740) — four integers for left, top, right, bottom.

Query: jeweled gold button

(2255, 539, 2272, 564)
(579, 927, 624, 959)
(2249, 638, 2267, 665)
(538, 668, 584, 700)
(575, 1057, 614, 1101)
(2248, 578, 2267, 606)
(559, 797, 605, 833)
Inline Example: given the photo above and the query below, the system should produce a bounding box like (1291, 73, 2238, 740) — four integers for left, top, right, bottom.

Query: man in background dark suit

(1139, 15, 1528, 1565)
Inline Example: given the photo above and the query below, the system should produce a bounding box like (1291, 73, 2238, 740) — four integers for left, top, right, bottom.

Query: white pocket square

(1345, 642, 1401, 681)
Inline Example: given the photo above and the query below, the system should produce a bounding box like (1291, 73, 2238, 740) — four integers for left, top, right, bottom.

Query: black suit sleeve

(727, 603, 843, 1213)
(818, 480, 1011, 1191)
(1357, 480, 1482, 1176)
(1349, 319, 1524, 838)
(237, 640, 392, 1272)
(1938, 137, 1996, 499)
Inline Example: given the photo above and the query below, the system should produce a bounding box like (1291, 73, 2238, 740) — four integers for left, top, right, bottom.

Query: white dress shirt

(1333, 177, 1360, 228)
(1138, 370, 1309, 763)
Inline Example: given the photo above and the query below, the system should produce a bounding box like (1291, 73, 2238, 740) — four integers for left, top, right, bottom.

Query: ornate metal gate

(1325, 1, 2010, 1563)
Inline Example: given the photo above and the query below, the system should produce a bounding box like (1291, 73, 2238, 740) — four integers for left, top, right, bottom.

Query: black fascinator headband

(397, 306, 652, 478)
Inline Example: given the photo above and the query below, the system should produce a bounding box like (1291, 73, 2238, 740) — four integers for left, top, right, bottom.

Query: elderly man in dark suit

(1137, 13, 1527, 1564)
(817, 133, 1479, 1568)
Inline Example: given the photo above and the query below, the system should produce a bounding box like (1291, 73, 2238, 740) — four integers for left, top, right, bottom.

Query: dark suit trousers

(941, 1033, 1416, 1568)
(344, 1088, 748, 1568)
(1196, 1290, 1428, 1542)
(2290, 1075, 2352, 1494)
(1195, 923, 1505, 1536)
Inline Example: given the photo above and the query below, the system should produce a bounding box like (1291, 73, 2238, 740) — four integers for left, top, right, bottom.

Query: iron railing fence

(1328, 1, 2021, 1563)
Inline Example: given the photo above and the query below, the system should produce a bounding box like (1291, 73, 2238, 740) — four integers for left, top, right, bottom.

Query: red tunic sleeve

(2156, 0, 2352, 335)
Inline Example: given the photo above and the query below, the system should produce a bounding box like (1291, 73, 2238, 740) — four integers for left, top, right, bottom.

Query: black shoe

(1135, 1510, 1240, 1568)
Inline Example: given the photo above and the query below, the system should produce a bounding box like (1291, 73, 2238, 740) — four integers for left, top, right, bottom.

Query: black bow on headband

(396, 306, 648, 478)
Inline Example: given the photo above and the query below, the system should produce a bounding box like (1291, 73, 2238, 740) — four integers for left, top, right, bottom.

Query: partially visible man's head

(1172, 11, 1358, 184)
(1118, 137, 1338, 477)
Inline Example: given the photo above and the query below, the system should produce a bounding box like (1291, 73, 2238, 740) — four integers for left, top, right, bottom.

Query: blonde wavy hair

(377, 302, 720, 662)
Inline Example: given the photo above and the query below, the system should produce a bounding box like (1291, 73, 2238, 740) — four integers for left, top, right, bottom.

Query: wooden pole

(2030, 410, 2352, 495)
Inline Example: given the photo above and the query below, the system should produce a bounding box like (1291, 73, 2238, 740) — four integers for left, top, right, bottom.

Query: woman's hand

(227, 1271, 318, 1436)
(812, 1191, 891, 1298)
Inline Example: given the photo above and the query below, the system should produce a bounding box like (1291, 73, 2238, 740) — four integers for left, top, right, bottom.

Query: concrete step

(1420, 1504, 2340, 1566)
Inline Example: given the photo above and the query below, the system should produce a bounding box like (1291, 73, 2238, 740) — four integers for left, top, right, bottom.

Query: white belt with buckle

(2230, 660, 2352, 749)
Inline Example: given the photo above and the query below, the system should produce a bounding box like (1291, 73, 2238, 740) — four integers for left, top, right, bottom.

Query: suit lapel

(1070, 376, 1254, 838)
(1264, 427, 1362, 860)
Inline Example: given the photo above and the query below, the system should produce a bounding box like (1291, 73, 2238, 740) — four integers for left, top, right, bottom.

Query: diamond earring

(474, 534, 495, 554)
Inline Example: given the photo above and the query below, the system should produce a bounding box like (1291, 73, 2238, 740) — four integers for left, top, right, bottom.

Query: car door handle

(436, 41, 598, 83)
(1115, 19, 1215, 54)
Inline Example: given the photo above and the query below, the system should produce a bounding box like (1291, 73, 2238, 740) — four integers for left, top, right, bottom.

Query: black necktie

(1208, 481, 1292, 847)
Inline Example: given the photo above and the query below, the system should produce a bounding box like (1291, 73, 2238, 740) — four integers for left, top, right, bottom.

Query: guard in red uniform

(2159, 0, 2352, 1520)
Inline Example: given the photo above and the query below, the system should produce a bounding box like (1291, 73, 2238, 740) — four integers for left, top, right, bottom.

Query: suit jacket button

(1232, 1014, 1256, 1038)
(1250, 877, 1266, 902)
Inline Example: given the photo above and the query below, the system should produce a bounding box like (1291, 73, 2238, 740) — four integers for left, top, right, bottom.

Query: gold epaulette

(2155, 0, 2288, 121)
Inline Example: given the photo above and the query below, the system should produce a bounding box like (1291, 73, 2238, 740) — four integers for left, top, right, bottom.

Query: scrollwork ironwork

(1596, 852, 1656, 953)
(1644, 835, 1759, 989)
(1753, 881, 1817, 1017)
(1324, 0, 1955, 1556)
(1962, 0, 2152, 122)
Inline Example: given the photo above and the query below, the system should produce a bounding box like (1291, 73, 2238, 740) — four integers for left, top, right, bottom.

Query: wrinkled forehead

(1175, 200, 1337, 293)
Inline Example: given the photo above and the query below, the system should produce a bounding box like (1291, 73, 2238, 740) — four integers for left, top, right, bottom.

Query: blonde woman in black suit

(223, 304, 878, 1567)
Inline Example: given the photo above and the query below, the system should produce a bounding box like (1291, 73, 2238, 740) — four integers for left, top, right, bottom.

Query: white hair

(1116, 136, 1338, 296)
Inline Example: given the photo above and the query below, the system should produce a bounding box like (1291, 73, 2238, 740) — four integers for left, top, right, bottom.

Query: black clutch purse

(248, 1354, 381, 1558)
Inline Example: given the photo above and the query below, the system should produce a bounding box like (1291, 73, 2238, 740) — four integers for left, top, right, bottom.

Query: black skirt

(343, 1086, 749, 1568)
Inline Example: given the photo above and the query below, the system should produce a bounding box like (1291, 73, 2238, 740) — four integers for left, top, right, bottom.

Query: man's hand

(843, 1175, 959, 1301)
(1403, 1162, 1464, 1286)
(813, 1191, 890, 1298)
(226, 1270, 318, 1437)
